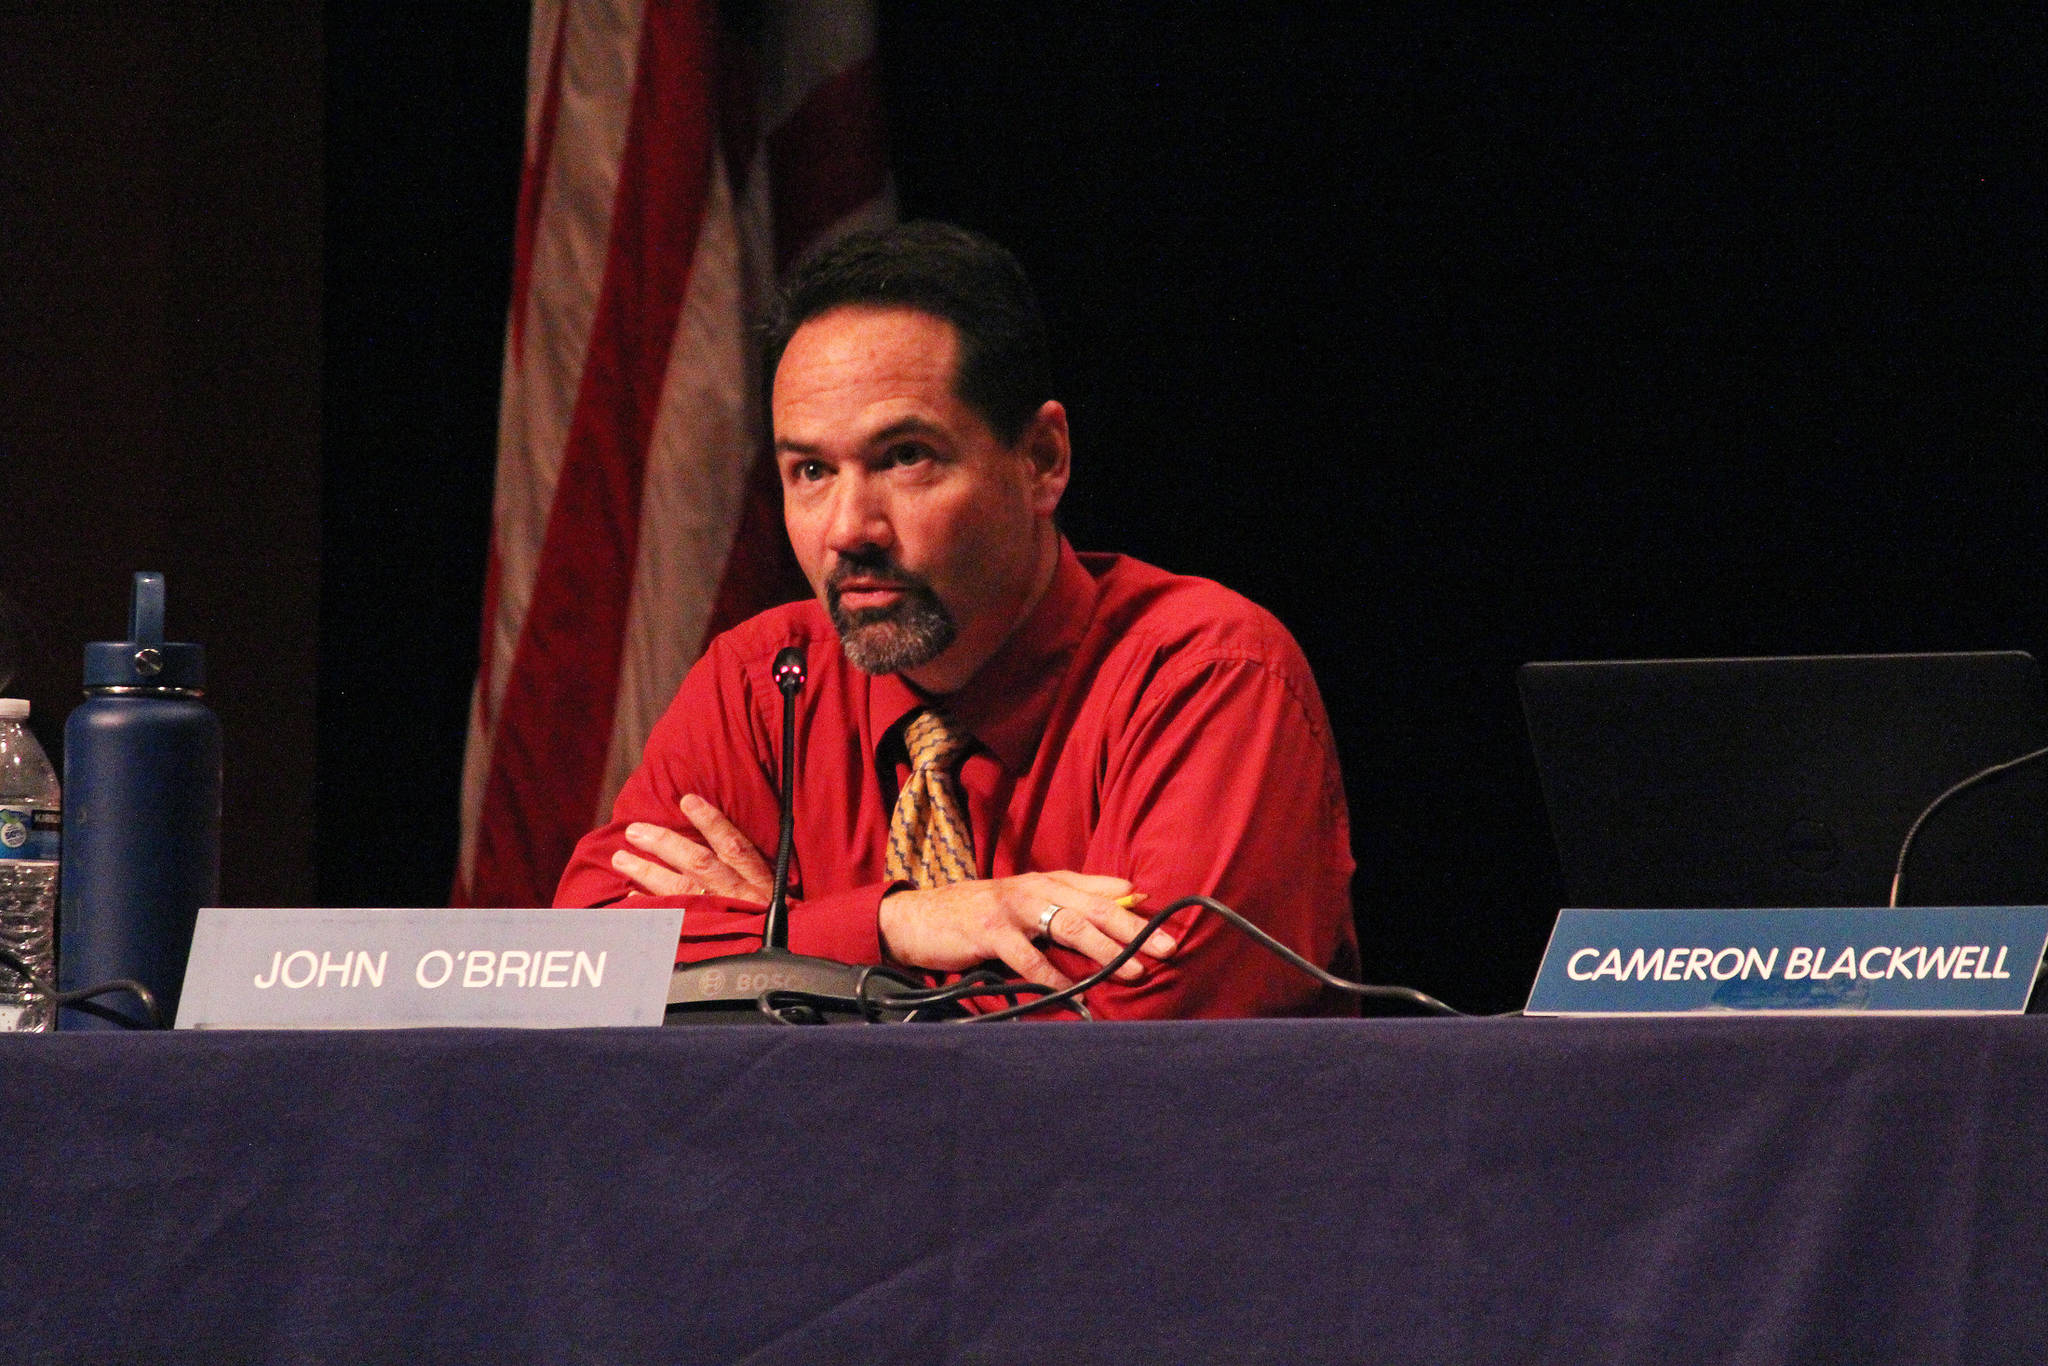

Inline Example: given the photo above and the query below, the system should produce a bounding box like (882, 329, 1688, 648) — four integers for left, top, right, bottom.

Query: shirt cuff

(786, 882, 890, 966)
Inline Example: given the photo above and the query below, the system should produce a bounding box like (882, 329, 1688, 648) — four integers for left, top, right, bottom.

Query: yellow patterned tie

(886, 708, 977, 888)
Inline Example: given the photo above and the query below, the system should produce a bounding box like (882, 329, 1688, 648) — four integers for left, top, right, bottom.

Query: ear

(1018, 400, 1071, 516)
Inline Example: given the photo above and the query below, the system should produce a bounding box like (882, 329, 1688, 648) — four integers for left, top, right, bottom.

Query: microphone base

(664, 948, 929, 1024)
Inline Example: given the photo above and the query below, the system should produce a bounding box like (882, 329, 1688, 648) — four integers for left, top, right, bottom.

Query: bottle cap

(82, 572, 206, 691)
(0, 698, 26, 719)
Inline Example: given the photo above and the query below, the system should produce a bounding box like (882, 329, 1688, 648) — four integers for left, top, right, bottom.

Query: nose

(822, 467, 892, 558)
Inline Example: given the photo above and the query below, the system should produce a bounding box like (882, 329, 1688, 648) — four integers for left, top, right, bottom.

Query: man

(555, 222, 1359, 1017)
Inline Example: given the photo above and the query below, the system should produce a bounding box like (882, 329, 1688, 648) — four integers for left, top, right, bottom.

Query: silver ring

(1036, 902, 1064, 941)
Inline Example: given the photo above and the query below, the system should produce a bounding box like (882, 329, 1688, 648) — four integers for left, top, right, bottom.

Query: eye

(886, 443, 930, 469)
(789, 459, 828, 483)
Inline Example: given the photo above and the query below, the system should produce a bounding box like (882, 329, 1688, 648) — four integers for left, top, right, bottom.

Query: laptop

(1519, 652, 2048, 910)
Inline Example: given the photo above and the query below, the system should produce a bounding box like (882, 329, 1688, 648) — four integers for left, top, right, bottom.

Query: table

(5, 1016, 2045, 1363)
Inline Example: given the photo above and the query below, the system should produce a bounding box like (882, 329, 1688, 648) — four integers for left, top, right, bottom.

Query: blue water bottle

(58, 572, 221, 1029)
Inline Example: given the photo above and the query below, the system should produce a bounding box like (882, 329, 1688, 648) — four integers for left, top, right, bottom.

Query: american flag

(454, 0, 892, 908)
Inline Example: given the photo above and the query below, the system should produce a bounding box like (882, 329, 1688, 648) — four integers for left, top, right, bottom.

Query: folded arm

(1043, 653, 1358, 1019)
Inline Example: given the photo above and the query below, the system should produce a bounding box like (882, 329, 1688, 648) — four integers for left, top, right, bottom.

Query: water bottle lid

(0, 698, 26, 719)
(81, 572, 206, 691)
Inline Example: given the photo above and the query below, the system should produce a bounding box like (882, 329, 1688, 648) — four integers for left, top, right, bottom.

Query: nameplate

(176, 907, 684, 1029)
(1525, 906, 2048, 1016)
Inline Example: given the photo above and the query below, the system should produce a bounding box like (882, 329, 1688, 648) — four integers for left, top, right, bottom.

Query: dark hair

(762, 221, 1051, 445)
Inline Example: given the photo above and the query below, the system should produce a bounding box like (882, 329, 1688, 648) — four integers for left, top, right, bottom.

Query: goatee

(825, 558, 958, 675)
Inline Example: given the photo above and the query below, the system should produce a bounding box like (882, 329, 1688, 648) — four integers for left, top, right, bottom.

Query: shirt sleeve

(551, 637, 888, 967)
(1043, 651, 1359, 1019)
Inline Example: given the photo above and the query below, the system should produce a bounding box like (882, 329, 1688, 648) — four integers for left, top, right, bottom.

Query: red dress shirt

(555, 541, 1360, 1018)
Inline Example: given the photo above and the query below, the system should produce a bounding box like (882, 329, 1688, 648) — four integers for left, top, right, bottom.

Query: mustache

(824, 551, 935, 601)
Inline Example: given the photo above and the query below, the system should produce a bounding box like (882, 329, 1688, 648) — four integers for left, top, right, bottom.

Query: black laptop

(1519, 652, 2048, 909)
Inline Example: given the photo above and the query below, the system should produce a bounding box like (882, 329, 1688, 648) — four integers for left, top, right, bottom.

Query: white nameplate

(175, 906, 684, 1029)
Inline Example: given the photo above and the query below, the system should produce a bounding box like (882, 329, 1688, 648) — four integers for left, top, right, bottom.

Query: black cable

(738, 968, 1095, 1025)
(918, 978, 1091, 1020)
(853, 963, 974, 1022)
(57, 994, 156, 1030)
(860, 969, 1046, 1009)
(860, 895, 1466, 1023)
(0, 947, 163, 1030)
(863, 967, 1099, 1020)
(57, 979, 162, 1029)
(754, 989, 844, 1024)
(746, 968, 1027, 1024)
(1889, 742, 2048, 907)
(0, 946, 39, 992)
(852, 966, 1002, 1006)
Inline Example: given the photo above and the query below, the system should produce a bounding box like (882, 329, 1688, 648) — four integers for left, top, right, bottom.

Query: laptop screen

(1520, 652, 2048, 909)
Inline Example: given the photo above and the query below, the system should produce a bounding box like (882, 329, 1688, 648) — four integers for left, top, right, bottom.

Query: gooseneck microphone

(758, 646, 805, 952)
(664, 647, 922, 1023)
(1889, 741, 2048, 907)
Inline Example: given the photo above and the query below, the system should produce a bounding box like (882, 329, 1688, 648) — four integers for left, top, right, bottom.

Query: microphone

(758, 646, 805, 952)
(1889, 741, 2048, 907)
(663, 646, 921, 1023)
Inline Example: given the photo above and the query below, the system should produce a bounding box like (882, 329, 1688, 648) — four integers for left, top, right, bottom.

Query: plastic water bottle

(60, 572, 221, 1029)
(0, 698, 61, 1031)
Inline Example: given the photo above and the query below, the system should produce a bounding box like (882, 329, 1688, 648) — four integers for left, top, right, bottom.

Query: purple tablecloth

(4, 1016, 2044, 1363)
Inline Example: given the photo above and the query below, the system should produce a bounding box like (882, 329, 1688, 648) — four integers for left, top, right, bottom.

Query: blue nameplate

(1525, 906, 2048, 1016)
(177, 906, 685, 1029)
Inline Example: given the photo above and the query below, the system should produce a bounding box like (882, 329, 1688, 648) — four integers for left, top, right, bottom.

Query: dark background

(9, 5, 2043, 1014)
(2, 5, 321, 906)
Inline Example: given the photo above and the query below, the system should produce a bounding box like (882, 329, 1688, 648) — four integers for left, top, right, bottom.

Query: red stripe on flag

(479, 7, 564, 743)
(767, 55, 889, 272)
(508, 3, 570, 365)
(468, 0, 719, 907)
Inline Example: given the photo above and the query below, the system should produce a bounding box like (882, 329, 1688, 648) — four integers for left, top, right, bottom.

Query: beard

(824, 556, 959, 675)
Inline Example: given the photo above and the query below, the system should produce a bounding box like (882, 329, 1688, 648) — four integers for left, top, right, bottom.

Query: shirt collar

(864, 537, 1098, 773)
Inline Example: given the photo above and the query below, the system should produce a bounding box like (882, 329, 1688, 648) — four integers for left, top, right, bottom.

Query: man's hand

(878, 871, 1178, 992)
(611, 793, 774, 903)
